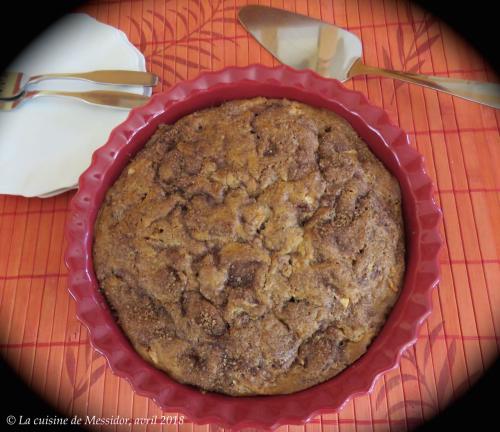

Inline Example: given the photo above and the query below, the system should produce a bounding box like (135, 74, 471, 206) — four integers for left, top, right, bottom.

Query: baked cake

(93, 98, 405, 396)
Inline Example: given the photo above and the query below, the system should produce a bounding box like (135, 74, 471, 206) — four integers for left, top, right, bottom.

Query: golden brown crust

(93, 98, 405, 396)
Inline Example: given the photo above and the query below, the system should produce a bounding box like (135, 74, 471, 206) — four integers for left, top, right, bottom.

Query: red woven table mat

(1, 0, 499, 430)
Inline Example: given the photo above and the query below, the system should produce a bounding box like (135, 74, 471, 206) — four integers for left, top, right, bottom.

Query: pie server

(238, 5, 500, 109)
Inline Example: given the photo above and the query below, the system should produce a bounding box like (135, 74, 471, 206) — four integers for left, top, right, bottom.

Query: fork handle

(348, 59, 500, 109)
(27, 70, 159, 87)
(26, 89, 150, 109)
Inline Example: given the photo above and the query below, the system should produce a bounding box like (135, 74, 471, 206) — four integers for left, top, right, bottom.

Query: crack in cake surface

(93, 97, 405, 396)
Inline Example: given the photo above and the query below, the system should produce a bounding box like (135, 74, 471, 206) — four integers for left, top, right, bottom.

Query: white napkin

(0, 13, 151, 197)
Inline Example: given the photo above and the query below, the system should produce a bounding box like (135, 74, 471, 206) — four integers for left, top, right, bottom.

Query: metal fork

(0, 89, 150, 110)
(0, 70, 159, 99)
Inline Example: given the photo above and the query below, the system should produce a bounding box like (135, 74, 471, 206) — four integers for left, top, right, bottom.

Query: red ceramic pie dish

(65, 65, 442, 429)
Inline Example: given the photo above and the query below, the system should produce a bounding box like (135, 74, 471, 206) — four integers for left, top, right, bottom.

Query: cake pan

(65, 65, 442, 429)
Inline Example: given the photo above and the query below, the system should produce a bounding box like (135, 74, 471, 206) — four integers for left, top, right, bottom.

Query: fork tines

(0, 73, 20, 100)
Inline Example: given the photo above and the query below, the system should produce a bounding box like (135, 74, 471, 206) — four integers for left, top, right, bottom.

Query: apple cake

(93, 97, 405, 396)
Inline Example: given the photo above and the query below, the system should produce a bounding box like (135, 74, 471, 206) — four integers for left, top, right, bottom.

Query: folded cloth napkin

(0, 13, 151, 197)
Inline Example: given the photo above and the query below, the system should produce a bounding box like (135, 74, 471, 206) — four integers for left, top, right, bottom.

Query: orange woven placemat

(1, 0, 499, 430)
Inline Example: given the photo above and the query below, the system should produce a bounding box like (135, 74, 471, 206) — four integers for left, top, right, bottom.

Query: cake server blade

(239, 5, 361, 82)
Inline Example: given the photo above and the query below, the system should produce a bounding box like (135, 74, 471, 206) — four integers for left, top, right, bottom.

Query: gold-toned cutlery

(0, 89, 150, 111)
(239, 5, 500, 109)
(0, 69, 158, 99)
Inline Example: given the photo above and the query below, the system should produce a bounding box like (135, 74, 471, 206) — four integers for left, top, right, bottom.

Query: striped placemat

(1, 0, 498, 430)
